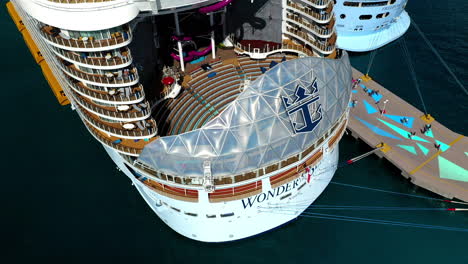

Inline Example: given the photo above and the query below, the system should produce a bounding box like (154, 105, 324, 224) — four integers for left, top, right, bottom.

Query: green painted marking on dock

(435, 140, 450, 152)
(377, 118, 430, 143)
(438, 156, 468, 182)
(397, 145, 417, 155)
(416, 143, 429, 156)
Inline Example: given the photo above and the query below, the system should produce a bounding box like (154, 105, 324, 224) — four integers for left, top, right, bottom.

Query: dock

(347, 68, 468, 202)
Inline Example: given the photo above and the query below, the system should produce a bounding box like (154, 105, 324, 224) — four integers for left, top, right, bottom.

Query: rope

(411, 19, 467, 96)
(365, 49, 378, 75)
(329, 181, 450, 202)
(399, 36, 429, 114)
(258, 209, 468, 232)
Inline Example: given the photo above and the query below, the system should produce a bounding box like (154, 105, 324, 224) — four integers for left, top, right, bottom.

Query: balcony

(286, 1, 333, 24)
(299, 0, 332, 9)
(285, 12, 334, 38)
(53, 47, 132, 69)
(68, 80, 145, 104)
(40, 25, 132, 51)
(83, 121, 157, 157)
(60, 61, 139, 87)
(47, 0, 117, 3)
(78, 106, 158, 139)
(71, 91, 151, 122)
(284, 26, 335, 55)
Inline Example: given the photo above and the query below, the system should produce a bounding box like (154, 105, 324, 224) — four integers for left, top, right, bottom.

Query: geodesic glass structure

(138, 53, 352, 177)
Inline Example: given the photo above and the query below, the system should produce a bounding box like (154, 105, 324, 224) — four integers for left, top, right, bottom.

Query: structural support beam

(210, 13, 216, 59)
(174, 12, 185, 72)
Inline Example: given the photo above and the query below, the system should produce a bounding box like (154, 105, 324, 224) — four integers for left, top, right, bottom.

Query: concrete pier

(347, 68, 468, 201)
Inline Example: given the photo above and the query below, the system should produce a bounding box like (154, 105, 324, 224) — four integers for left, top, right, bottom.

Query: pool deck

(348, 68, 468, 202)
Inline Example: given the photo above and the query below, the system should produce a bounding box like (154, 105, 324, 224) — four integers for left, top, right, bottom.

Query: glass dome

(138, 53, 352, 178)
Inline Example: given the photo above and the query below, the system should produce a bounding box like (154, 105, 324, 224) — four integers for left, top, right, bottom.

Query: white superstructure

(10, 0, 351, 242)
(334, 0, 410, 51)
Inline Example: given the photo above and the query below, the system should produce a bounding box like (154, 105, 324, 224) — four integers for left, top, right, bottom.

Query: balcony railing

(41, 25, 132, 50)
(69, 81, 145, 103)
(285, 13, 333, 38)
(80, 107, 158, 138)
(47, 0, 116, 3)
(286, 1, 333, 23)
(84, 121, 143, 157)
(300, 0, 332, 8)
(61, 62, 138, 86)
(54, 47, 132, 68)
(234, 42, 314, 57)
(73, 91, 151, 121)
(284, 27, 335, 54)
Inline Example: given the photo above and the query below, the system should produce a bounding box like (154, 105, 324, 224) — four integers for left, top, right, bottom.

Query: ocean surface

(2, 0, 467, 262)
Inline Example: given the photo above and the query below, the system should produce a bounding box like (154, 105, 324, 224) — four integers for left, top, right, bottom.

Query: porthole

(340, 14, 346, 19)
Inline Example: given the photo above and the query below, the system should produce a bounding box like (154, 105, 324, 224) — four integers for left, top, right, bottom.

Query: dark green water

(2, 1, 467, 262)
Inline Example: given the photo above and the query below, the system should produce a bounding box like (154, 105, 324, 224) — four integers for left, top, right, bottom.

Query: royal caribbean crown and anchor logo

(281, 78, 322, 134)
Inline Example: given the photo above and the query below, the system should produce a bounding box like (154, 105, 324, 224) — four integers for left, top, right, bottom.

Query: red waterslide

(199, 0, 234, 14)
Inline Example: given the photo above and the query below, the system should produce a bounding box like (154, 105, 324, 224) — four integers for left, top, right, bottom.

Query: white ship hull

(104, 143, 339, 242)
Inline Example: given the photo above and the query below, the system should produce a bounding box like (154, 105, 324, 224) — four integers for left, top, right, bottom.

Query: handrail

(73, 92, 150, 120)
(53, 46, 132, 68)
(68, 81, 145, 103)
(286, 1, 333, 23)
(47, 0, 116, 3)
(61, 63, 139, 85)
(284, 27, 335, 54)
(285, 13, 334, 38)
(78, 106, 157, 138)
(40, 25, 132, 49)
(234, 42, 314, 57)
(83, 121, 143, 156)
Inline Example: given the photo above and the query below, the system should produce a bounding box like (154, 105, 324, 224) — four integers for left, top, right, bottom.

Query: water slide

(170, 45, 212, 62)
(199, 0, 234, 14)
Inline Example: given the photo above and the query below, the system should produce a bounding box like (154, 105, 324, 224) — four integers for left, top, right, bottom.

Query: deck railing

(62, 63, 138, 85)
(54, 47, 132, 68)
(84, 122, 143, 156)
(40, 26, 132, 49)
(286, 1, 333, 23)
(285, 13, 333, 37)
(69, 81, 145, 103)
(47, 0, 116, 3)
(234, 42, 314, 57)
(79, 106, 157, 138)
(284, 27, 335, 54)
(73, 92, 150, 120)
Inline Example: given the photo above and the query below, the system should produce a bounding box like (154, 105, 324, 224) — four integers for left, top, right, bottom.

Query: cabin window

(220, 213, 235, 218)
(376, 12, 390, 19)
(340, 14, 346, 19)
(359, 15, 373, 20)
(343, 1, 359, 6)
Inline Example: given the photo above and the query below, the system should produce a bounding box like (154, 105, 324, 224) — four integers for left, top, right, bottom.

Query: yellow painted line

(410, 135, 464, 175)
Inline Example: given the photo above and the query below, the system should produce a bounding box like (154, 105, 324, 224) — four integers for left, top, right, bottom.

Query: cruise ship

(8, 0, 351, 242)
(334, 0, 410, 51)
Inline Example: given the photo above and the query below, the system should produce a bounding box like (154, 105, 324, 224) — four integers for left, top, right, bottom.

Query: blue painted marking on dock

(416, 143, 429, 156)
(377, 118, 430, 143)
(397, 144, 417, 155)
(435, 140, 450, 152)
(363, 99, 378, 114)
(384, 114, 415, 128)
(355, 116, 401, 140)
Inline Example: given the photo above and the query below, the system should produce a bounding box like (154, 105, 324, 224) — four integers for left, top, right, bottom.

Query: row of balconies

(286, 1, 333, 24)
(285, 12, 334, 38)
(40, 25, 131, 51)
(68, 80, 145, 104)
(284, 26, 335, 55)
(60, 60, 139, 87)
(53, 46, 132, 69)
